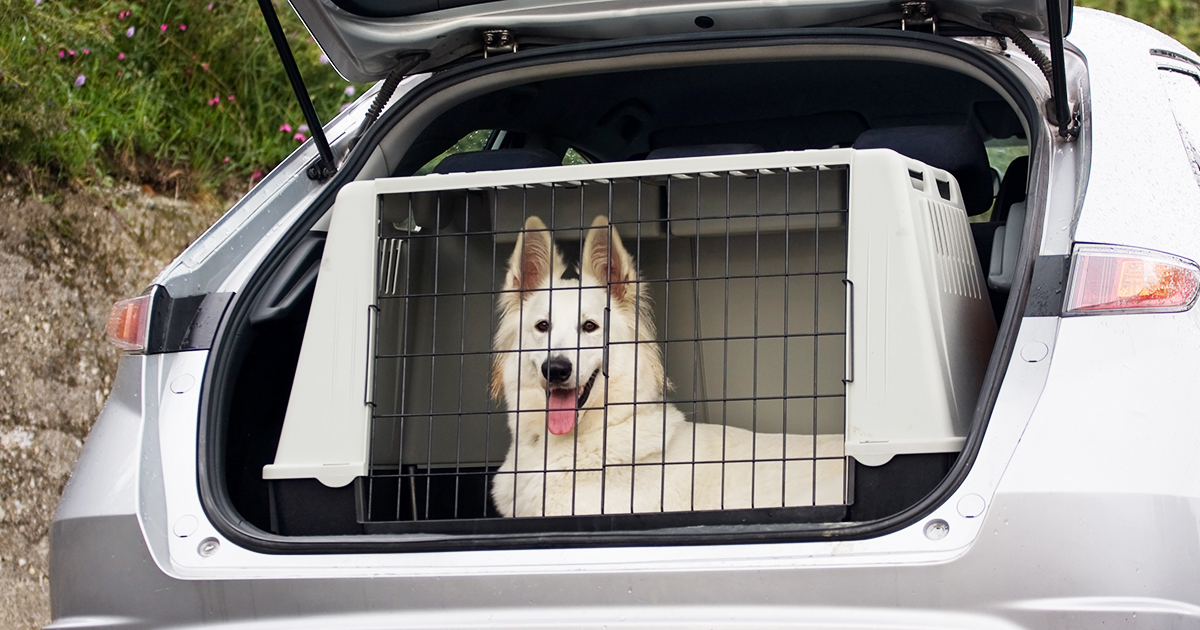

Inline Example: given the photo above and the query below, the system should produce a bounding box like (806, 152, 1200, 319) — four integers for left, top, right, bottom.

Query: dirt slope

(0, 179, 224, 629)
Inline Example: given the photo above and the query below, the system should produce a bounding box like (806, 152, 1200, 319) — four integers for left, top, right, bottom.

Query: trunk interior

(214, 40, 1035, 541)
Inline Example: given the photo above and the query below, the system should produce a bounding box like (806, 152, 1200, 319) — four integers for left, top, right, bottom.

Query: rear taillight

(1065, 244, 1200, 314)
(106, 294, 152, 352)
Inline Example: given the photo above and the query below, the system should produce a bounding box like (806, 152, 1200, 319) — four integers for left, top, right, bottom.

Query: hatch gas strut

(256, 0, 338, 180)
(255, 0, 426, 180)
(1044, 0, 1076, 138)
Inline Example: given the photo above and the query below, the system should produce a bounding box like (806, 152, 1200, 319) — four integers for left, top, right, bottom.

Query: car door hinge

(900, 2, 938, 34)
(483, 30, 518, 57)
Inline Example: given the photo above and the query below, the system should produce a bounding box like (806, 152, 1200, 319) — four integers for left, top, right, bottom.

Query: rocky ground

(0, 176, 226, 629)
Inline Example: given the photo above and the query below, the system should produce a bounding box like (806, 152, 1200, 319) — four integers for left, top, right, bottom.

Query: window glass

(414, 129, 493, 175)
(562, 147, 589, 165)
(986, 143, 1028, 175)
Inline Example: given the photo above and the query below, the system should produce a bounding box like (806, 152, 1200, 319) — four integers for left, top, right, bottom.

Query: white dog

(491, 215, 843, 517)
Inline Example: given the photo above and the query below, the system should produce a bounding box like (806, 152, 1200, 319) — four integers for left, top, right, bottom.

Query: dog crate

(263, 149, 996, 532)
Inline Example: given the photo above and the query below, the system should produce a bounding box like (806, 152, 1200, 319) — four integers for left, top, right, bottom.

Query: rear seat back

(853, 125, 993, 216)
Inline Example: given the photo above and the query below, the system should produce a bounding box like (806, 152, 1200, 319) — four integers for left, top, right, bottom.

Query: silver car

(50, 0, 1200, 626)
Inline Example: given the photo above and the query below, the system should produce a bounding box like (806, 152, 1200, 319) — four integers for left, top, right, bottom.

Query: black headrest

(993, 155, 1029, 223)
(432, 148, 561, 174)
(646, 144, 765, 160)
(853, 126, 993, 215)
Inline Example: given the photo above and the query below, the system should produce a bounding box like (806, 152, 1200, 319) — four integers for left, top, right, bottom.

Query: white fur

(491, 216, 844, 517)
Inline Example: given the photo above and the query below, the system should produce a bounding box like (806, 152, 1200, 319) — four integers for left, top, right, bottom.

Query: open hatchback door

(290, 0, 1073, 82)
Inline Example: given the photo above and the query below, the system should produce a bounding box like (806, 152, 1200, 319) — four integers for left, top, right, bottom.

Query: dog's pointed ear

(506, 216, 556, 296)
(582, 215, 636, 303)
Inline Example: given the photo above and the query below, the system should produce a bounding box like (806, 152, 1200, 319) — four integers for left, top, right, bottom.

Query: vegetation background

(0, 0, 1196, 627)
(1, 0, 1198, 191)
(0, 0, 365, 195)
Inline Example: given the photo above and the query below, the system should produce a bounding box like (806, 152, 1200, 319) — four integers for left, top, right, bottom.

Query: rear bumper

(49, 490, 1200, 629)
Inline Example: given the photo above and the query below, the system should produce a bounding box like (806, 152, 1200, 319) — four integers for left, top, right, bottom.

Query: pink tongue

(546, 389, 577, 435)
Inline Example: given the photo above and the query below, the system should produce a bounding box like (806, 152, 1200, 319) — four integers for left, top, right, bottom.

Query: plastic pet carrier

(262, 148, 996, 535)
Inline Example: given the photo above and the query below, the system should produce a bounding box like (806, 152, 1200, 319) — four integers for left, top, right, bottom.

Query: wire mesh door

(364, 164, 849, 525)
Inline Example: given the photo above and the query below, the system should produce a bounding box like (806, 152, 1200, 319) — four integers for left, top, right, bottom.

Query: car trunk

(209, 34, 1042, 547)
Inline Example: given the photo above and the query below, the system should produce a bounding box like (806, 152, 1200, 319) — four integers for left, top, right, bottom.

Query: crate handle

(842, 278, 854, 384)
(364, 304, 379, 406)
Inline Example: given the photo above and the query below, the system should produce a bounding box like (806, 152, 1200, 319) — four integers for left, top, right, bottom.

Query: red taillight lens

(106, 295, 152, 352)
(1065, 245, 1200, 314)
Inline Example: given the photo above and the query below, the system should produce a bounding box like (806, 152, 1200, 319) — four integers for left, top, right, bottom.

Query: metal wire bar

(376, 267, 848, 300)
(720, 173, 731, 509)
(370, 392, 847, 419)
(423, 196, 444, 520)
(484, 190, 500, 517)
(811, 164, 823, 499)
(395, 196, 416, 519)
(453, 197, 472, 519)
(780, 169, 791, 506)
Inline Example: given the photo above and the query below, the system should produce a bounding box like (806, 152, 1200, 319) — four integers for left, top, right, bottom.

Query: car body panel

(50, 316, 1061, 628)
(1069, 10, 1200, 264)
(52, 358, 146, 521)
(999, 311, 1200, 498)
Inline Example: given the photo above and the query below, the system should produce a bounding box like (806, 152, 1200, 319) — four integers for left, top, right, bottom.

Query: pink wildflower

(224, 156, 230, 163)
(206, 2, 212, 8)
(251, 170, 263, 181)
(344, 85, 355, 97)
(118, 53, 125, 60)
(68, 49, 75, 56)
(83, 48, 89, 55)
(208, 96, 219, 106)
(179, 23, 186, 31)
(318, 53, 328, 65)
(298, 124, 309, 133)
(160, 24, 167, 32)
(58, 50, 64, 58)
(294, 133, 307, 142)
(200, 62, 209, 71)
(73, 74, 85, 87)
(227, 94, 234, 101)
(279, 123, 292, 133)
(126, 26, 135, 37)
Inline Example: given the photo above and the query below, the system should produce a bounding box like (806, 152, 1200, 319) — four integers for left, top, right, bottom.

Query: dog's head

(492, 215, 651, 435)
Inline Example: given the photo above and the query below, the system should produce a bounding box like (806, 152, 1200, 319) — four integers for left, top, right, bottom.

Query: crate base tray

(360, 504, 850, 536)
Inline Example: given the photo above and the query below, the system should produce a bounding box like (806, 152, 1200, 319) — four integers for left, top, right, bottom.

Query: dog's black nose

(541, 357, 572, 384)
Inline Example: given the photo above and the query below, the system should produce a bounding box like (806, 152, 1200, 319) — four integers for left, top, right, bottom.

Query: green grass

(0, 0, 1196, 193)
(1078, 0, 1200, 52)
(0, 0, 363, 189)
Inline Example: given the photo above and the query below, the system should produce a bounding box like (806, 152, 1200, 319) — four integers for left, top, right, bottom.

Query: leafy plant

(0, 0, 1197, 193)
(0, 0, 363, 189)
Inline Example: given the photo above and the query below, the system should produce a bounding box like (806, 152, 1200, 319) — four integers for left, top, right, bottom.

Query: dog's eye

(581, 320, 599, 333)
(535, 320, 550, 332)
